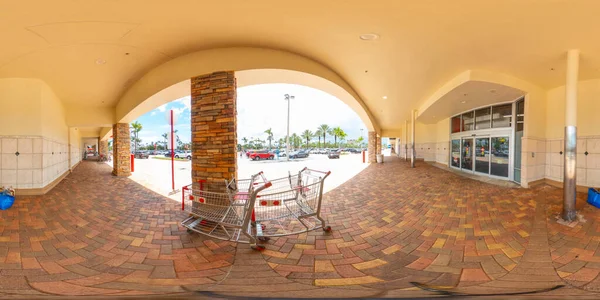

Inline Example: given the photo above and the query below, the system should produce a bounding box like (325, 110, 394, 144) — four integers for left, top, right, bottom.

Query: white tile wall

(0, 136, 72, 190)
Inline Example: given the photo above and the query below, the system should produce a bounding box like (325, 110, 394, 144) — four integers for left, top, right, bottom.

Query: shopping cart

(181, 168, 331, 250)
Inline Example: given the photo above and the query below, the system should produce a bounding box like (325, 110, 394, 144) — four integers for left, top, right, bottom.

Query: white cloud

(176, 96, 191, 111)
(156, 103, 168, 112)
(151, 111, 156, 116)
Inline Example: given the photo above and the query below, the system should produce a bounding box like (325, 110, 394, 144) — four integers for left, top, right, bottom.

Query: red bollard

(130, 154, 135, 172)
(362, 151, 365, 163)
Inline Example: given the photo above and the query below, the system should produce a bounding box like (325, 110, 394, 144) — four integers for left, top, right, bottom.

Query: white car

(279, 150, 287, 157)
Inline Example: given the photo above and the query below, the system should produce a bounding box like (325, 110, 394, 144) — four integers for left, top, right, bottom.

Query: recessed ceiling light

(463, 93, 468, 97)
(359, 33, 380, 41)
(550, 68, 555, 71)
(95, 59, 106, 65)
(489, 89, 497, 94)
(461, 100, 467, 104)
(382, 96, 387, 99)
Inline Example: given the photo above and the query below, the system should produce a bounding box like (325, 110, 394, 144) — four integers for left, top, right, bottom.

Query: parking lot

(122, 151, 371, 200)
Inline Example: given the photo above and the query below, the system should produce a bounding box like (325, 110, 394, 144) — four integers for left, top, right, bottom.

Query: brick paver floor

(0, 157, 599, 298)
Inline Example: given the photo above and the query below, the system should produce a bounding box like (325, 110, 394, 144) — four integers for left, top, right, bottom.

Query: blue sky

(134, 83, 368, 145)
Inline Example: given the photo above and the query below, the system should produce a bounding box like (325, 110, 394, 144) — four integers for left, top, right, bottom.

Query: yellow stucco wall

(546, 78, 600, 139)
(41, 82, 68, 143)
(0, 79, 43, 136)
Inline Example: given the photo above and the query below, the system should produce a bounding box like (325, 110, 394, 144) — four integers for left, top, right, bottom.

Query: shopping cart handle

(305, 168, 331, 176)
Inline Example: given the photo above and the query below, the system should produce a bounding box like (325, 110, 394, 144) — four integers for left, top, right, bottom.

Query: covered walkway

(0, 157, 597, 298)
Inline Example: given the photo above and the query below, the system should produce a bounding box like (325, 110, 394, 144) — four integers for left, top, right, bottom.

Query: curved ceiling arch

(417, 70, 544, 122)
(116, 47, 378, 132)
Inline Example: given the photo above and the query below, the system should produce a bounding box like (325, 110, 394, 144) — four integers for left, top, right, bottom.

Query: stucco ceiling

(1, 0, 599, 131)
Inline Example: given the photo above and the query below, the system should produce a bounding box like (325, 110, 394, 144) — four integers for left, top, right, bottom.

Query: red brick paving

(0, 158, 599, 298)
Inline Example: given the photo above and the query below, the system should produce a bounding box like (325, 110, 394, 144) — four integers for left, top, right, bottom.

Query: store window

(516, 100, 524, 132)
(492, 104, 512, 128)
(451, 116, 461, 133)
(491, 137, 509, 177)
(475, 107, 491, 130)
(451, 140, 461, 167)
(462, 111, 474, 131)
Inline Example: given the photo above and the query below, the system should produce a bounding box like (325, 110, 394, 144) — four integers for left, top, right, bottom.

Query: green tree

(302, 130, 313, 149)
(318, 124, 330, 148)
(291, 133, 299, 149)
(242, 137, 248, 149)
(357, 136, 365, 148)
(264, 128, 274, 150)
(315, 129, 323, 148)
(161, 133, 168, 149)
(332, 127, 346, 147)
(130, 121, 143, 153)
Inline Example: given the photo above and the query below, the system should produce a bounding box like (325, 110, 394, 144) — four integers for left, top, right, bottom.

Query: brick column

(191, 71, 237, 192)
(112, 123, 131, 176)
(368, 131, 377, 163)
(99, 140, 109, 158)
(376, 135, 382, 154)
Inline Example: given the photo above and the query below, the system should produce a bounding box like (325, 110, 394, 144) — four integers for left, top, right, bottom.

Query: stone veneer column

(112, 123, 131, 176)
(191, 71, 236, 192)
(376, 135, 382, 154)
(368, 131, 377, 163)
(99, 140, 109, 158)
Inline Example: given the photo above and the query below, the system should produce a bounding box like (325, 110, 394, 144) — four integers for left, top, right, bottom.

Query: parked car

(249, 150, 274, 160)
(134, 151, 149, 159)
(327, 149, 340, 159)
(177, 150, 192, 160)
(289, 150, 309, 159)
(347, 148, 361, 154)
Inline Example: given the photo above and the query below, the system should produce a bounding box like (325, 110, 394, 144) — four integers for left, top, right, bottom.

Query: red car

(248, 150, 274, 160)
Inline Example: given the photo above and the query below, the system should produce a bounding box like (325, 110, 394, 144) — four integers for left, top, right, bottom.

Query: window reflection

(475, 138, 490, 174)
(451, 140, 461, 167)
(492, 104, 512, 128)
(491, 137, 509, 177)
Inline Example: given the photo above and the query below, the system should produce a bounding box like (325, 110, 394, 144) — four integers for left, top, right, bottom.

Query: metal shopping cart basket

(181, 168, 331, 250)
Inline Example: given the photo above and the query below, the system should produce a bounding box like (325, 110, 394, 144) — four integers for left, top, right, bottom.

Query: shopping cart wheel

(251, 244, 265, 251)
(258, 236, 270, 242)
(323, 226, 332, 232)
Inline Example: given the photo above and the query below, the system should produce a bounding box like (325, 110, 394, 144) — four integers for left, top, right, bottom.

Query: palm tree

(130, 121, 143, 153)
(264, 128, 274, 150)
(161, 133, 168, 149)
(302, 130, 313, 149)
(291, 133, 299, 149)
(242, 137, 248, 149)
(357, 136, 365, 147)
(332, 127, 344, 147)
(315, 129, 323, 148)
(338, 130, 347, 147)
(318, 124, 330, 148)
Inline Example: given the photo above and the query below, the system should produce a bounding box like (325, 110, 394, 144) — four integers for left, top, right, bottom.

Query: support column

(368, 131, 376, 163)
(376, 135, 382, 154)
(112, 123, 131, 176)
(191, 71, 237, 192)
(563, 49, 579, 221)
(99, 139, 108, 158)
(411, 110, 416, 168)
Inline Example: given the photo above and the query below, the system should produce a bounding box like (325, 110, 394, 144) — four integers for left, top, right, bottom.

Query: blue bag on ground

(0, 188, 15, 210)
(588, 188, 600, 209)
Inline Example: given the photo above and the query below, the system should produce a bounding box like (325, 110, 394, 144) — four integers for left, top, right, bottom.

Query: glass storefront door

(491, 137, 510, 177)
(461, 138, 473, 172)
(451, 140, 461, 168)
(475, 138, 490, 174)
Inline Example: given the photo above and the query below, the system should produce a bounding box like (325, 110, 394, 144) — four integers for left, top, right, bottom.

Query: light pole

(284, 94, 295, 161)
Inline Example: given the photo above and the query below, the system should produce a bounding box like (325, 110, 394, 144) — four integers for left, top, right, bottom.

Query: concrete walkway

(0, 157, 598, 298)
